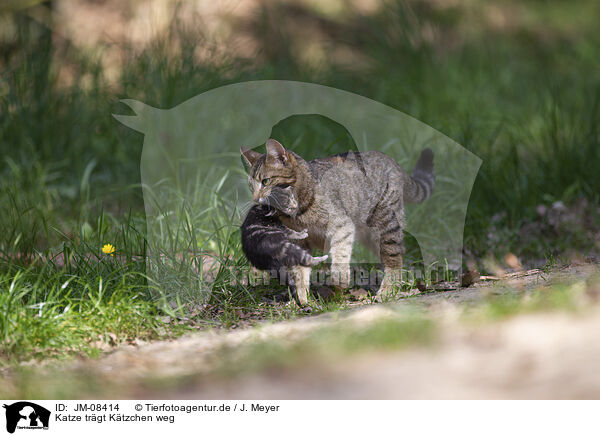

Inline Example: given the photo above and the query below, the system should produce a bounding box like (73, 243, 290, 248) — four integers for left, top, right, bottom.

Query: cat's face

(241, 139, 300, 216)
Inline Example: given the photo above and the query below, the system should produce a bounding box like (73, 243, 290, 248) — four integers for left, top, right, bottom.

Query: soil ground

(25, 262, 597, 399)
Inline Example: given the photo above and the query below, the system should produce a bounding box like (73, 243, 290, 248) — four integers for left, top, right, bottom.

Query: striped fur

(403, 148, 435, 203)
(241, 203, 328, 272)
(241, 140, 435, 305)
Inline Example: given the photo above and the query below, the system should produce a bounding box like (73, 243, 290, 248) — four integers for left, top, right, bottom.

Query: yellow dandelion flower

(102, 243, 115, 256)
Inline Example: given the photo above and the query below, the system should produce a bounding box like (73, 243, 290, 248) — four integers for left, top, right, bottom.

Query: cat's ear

(241, 146, 262, 167)
(265, 139, 289, 166)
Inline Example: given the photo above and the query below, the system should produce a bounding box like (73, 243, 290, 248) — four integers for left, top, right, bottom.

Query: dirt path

(186, 307, 600, 399)
(13, 263, 600, 399)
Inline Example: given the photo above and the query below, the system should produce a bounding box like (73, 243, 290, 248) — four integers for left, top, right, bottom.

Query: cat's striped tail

(404, 148, 435, 203)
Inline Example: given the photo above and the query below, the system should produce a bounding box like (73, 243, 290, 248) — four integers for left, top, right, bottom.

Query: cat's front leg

(289, 265, 312, 306)
(327, 221, 355, 289)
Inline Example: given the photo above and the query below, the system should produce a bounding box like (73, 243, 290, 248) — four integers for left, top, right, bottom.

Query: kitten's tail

(404, 148, 434, 203)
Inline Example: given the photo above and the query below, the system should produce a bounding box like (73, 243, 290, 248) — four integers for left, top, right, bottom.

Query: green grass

(4, 274, 599, 399)
(1, 0, 600, 366)
(0, 241, 191, 366)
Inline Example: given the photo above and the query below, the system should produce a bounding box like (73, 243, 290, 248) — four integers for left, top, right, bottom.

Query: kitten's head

(241, 139, 301, 216)
(265, 186, 298, 216)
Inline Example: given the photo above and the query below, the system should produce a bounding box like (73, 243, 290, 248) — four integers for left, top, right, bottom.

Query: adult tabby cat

(241, 139, 434, 305)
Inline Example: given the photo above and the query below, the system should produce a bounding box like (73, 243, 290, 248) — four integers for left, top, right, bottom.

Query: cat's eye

(261, 178, 270, 186)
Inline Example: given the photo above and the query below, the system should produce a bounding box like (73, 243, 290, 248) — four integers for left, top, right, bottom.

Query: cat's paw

(375, 288, 391, 303)
(329, 266, 351, 289)
(376, 274, 404, 302)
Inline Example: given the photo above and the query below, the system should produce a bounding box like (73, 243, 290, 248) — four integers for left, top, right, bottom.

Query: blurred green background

(3, 0, 599, 261)
(1, 0, 600, 364)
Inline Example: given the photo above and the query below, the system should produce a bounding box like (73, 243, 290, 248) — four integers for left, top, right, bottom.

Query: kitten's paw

(289, 229, 309, 240)
(310, 254, 329, 265)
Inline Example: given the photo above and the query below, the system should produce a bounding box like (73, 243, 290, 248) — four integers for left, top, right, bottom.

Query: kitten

(241, 139, 434, 305)
(241, 186, 328, 300)
(241, 205, 329, 270)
